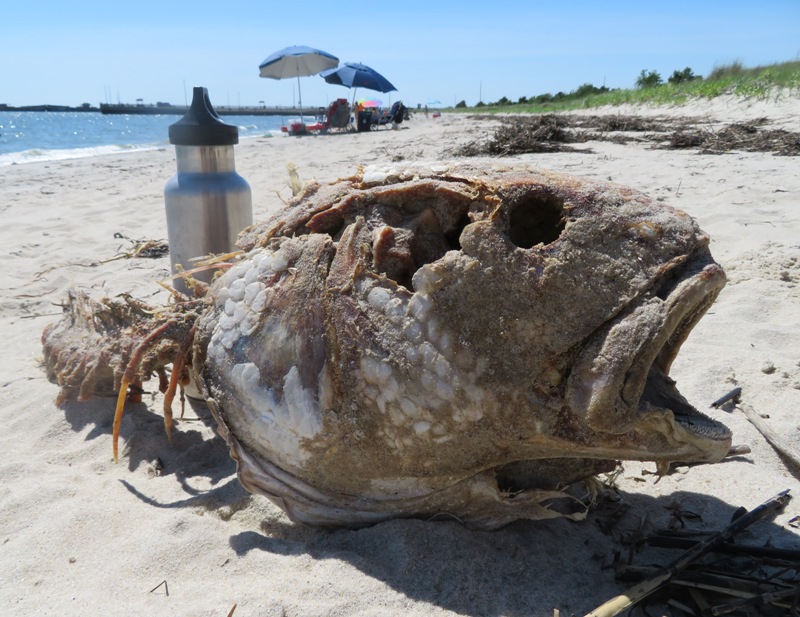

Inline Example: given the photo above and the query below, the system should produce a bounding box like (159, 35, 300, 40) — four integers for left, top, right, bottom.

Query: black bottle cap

(168, 86, 239, 146)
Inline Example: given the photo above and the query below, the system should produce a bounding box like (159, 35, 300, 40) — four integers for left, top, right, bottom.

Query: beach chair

(377, 101, 407, 129)
(324, 98, 351, 132)
(280, 99, 351, 135)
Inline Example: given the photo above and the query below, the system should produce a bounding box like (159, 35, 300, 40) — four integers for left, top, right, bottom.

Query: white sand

(2, 96, 799, 616)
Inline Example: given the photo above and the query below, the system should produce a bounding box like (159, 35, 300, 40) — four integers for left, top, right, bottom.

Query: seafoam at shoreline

(0, 142, 166, 168)
(0, 109, 288, 167)
(0, 132, 287, 168)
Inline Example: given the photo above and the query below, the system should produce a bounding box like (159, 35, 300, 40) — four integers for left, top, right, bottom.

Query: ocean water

(0, 111, 288, 167)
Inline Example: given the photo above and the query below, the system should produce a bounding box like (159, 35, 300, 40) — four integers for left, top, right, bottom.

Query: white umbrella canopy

(259, 45, 339, 122)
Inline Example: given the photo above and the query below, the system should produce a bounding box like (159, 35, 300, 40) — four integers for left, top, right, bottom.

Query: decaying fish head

(190, 161, 731, 528)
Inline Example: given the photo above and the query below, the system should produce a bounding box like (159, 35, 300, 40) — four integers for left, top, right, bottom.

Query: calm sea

(0, 111, 288, 167)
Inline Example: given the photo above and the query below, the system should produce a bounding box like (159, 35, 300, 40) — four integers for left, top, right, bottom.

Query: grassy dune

(453, 60, 800, 114)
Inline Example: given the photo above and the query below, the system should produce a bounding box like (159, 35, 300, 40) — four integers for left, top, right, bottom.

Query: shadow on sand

(227, 486, 799, 616)
(60, 392, 251, 510)
(58, 393, 799, 615)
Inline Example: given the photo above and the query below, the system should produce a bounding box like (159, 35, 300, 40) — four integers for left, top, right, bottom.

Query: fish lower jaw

(628, 405, 732, 464)
(640, 363, 732, 440)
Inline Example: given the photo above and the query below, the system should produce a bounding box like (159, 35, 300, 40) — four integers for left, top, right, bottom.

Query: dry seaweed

(455, 115, 593, 156)
(573, 114, 674, 133)
(667, 122, 800, 156)
(454, 113, 800, 158)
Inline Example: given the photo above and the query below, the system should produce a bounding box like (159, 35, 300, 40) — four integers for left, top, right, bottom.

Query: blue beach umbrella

(259, 45, 339, 122)
(320, 62, 397, 95)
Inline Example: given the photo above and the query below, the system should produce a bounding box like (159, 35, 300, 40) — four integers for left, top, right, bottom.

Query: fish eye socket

(507, 194, 566, 249)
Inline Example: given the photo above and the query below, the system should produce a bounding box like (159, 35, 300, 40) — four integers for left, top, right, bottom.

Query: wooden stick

(676, 568, 793, 596)
(688, 588, 711, 613)
(671, 578, 754, 600)
(738, 404, 800, 470)
(666, 597, 696, 614)
(711, 586, 799, 616)
(711, 387, 742, 408)
(618, 565, 792, 594)
(646, 534, 800, 561)
(583, 489, 791, 617)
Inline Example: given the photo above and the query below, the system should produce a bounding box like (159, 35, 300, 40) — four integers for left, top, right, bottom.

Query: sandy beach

(2, 95, 800, 616)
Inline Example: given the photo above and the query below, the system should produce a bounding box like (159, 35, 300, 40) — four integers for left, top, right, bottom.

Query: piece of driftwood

(583, 489, 791, 617)
(616, 564, 797, 592)
(675, 568, 794, 599)
(711, 586, 800, 616)
(646, 533, 800, 561)
(689, 587, 712, 612)
(738, 404, 800, 471)
(711, 387, 742, 408)
(615, 565, 799, 614)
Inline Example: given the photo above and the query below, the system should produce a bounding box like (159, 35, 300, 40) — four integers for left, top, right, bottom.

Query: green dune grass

(450, 60, 800, 114)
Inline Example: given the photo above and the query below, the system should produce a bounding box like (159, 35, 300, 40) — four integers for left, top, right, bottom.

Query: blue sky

(2, 1, 798, 109)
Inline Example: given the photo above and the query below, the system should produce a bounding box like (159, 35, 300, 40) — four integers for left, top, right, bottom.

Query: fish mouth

(567, 245, 732, 463)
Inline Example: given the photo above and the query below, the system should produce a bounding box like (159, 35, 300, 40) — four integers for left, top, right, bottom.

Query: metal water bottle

(164, 86, 252, 295)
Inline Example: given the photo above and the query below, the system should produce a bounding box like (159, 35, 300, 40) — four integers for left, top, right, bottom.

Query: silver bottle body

(164, 144, 252, 294)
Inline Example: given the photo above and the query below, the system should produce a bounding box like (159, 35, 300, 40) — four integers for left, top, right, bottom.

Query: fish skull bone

(194, 161, 731, 528)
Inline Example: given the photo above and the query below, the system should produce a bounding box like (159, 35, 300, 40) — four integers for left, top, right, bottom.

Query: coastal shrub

(636, 70, 663, 89)
(455, 100, 467, 108)
(572, 83, 609, 97)
(668, 67, 700, 84)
